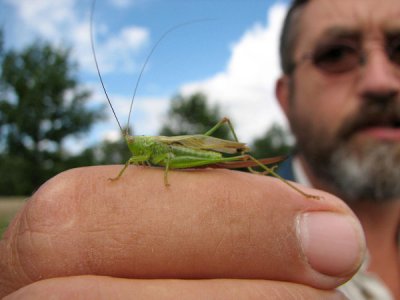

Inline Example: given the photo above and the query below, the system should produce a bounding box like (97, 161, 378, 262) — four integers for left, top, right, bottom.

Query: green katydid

(90, 0, 318, 199)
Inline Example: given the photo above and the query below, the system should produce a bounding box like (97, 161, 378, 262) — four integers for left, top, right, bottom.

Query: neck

(298, 155, 400, 298)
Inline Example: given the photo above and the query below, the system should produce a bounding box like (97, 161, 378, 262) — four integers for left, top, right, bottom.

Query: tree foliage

(250, 124, 293, 158)
(159, 92, 231, 139)
(0, 40, 104, 195)
(89, 127, 131, 166)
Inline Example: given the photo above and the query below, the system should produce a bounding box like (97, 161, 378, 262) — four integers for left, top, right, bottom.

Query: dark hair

(279, 0, 309, 74)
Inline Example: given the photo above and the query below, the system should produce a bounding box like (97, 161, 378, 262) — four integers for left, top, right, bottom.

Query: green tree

(0, 41, 104, 195)
(93, 127, 131, 165)
(250, 124, 293, 158)
(159, 93, 231, 139)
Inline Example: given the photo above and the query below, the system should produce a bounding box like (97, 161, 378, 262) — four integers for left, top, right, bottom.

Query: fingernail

(297, 212, 365, 277)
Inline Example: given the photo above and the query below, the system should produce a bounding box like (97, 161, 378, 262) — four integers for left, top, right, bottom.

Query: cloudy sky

(0, 0, 289, 152)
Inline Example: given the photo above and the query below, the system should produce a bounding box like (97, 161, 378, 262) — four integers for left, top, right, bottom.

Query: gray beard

(288, 78, 400, 204)
(310, 140, 400, 203)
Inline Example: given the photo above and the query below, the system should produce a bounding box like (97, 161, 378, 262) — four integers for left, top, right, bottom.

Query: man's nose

(356, 48, 400, 102)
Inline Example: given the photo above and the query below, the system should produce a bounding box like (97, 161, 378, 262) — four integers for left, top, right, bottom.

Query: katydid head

(125, 135, 139, 155)
(125, 135, 154, 157)
(125, 135, 134, 144)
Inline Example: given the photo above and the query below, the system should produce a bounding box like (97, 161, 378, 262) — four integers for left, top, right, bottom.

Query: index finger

(0, 166, 365, 297)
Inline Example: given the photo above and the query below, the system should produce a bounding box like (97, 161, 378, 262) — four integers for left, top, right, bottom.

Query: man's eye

(314, 44, 358, 64)
(388, 38, 400, 65)
(312, 43, 360, 73)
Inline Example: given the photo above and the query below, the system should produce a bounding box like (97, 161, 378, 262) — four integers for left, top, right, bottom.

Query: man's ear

(275, 75, 291, 117)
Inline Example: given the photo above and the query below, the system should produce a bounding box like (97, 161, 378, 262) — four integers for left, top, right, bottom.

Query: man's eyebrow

(384, 20, 400, 33)
(385, 28, 400, 38)
(318, 27, 361, 40)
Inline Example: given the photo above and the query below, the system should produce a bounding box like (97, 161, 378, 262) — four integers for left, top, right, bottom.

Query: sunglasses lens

(389, 38, 400, 66)
(312, 44, 360, 73)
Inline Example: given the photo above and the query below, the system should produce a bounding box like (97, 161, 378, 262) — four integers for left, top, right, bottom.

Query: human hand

(1, 166, 364, 299)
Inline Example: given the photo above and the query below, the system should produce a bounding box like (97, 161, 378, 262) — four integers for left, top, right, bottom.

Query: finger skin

(0, 166, 359, 297)
(4, 276, 348, 300)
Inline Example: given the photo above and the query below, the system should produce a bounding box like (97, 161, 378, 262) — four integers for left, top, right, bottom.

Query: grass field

(0, 197, 26, 238)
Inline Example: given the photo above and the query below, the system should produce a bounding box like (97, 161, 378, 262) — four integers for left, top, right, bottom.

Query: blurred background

(0, 0, 292, 236)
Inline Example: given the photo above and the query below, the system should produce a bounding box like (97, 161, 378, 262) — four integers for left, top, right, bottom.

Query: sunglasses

(294, 36, 400, 74)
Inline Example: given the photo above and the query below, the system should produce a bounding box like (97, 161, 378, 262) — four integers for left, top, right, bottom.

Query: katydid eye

(312, 43, 360, 73)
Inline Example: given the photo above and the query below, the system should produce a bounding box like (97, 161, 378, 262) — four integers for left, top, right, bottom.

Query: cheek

(292, 75, 358, 138)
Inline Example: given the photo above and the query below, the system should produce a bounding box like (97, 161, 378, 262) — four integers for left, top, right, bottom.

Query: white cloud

(180, 3, 288, 143)
(5, 0, 149, 76)
(93, 26, 149, 73)
(130, 96, 170, 135)
(95, 95, 169, 146)
(6, 0, 77, 42)
(6, 0, 77, 41)
(89, 82, 169, 141)
(102, 130, 121, 142)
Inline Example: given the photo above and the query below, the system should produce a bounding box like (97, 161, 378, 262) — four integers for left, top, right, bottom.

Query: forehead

(297, 0, 400, 50)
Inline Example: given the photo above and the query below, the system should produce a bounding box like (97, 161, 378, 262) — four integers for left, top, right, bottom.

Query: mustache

(338, 98, 400, 140)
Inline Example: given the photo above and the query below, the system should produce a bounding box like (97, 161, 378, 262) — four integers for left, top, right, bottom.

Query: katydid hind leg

(247, 155, 319, 199)
(247, 165, 279, 175)
(204, 117, 240, 143)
